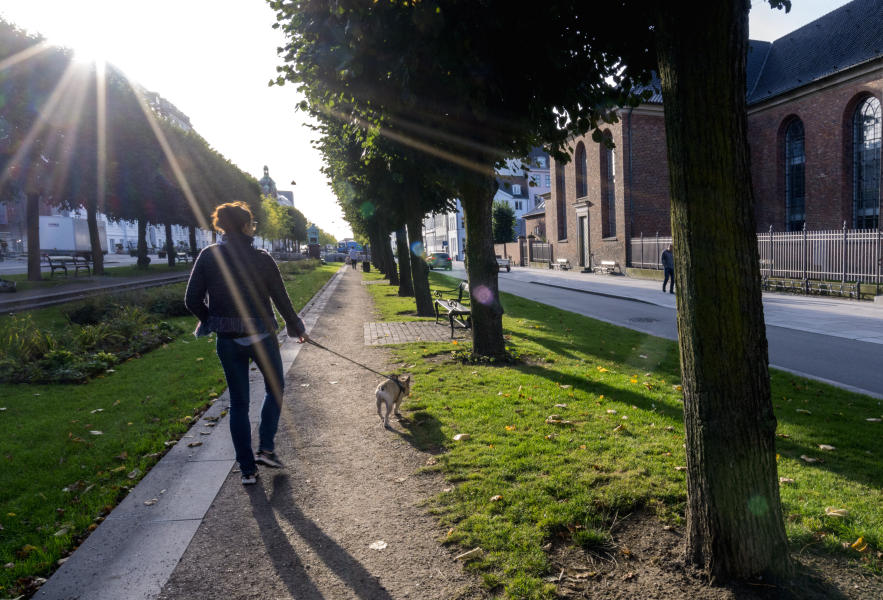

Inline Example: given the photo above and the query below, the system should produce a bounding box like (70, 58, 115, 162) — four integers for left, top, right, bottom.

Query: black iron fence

(630, 226, 882, 286)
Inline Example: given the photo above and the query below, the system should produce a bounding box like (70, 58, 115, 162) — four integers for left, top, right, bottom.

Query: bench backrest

(600, 260, 616, 265)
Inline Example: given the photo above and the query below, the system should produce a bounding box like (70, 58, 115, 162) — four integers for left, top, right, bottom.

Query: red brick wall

(494, 241, 521, 264)
(748, 71, 883, 231)
(625, 111, 671, 239)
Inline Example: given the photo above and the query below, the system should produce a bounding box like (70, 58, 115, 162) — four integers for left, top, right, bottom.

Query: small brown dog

(375, 374, 411, 428)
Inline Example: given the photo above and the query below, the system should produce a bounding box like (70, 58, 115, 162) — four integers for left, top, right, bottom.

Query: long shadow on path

(247, 473, 394, 600)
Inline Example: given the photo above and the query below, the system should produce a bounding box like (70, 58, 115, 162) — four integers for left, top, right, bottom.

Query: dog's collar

(389, 376, 406, 393)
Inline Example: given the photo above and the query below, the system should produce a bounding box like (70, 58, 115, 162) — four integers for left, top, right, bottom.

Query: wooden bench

(44, 254, 92, 277)
(434, 281, 471, 337)
(175, 253, 192, 264)
(593, 260, 622, 275)
(554, 258, 571, 270)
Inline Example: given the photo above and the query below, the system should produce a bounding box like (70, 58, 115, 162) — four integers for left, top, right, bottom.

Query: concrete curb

(35, 266, 346, 600)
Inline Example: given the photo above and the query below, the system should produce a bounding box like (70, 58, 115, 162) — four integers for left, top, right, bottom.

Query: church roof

(747, 0, 883, 104)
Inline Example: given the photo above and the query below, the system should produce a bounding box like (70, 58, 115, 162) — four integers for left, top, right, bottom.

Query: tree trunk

(136, 218, 150, 268)
(26, 192, 41, 282)
(655, 1, 791, 580)
(86, 200, 104, 275)
(406, 212, 434, 316)
(188, 225, 197, 254)
(164, 222, 176, 267)
(460, 172, 505, 357)
(382, 225, 399, 286)
(395, 228, 413, 296)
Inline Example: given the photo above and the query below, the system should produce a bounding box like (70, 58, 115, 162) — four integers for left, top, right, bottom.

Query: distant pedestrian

(185, 201, 310, 486)
(348, 247, 359, 269)
(661, 243, 675, 294)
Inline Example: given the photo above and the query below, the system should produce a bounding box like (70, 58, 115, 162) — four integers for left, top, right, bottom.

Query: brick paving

(364, 320, 469, 345)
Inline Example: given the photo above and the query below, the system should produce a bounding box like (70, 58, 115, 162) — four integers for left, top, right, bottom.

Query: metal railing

(630, 225, 882, 287)
(529, 240, 552, 264)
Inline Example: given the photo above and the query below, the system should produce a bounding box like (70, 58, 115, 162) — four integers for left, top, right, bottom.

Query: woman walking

(185, 202, 309, 485)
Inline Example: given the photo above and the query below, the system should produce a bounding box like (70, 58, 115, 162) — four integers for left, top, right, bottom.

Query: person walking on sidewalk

(185, 201, 310, 485)
(348, 247, 359, 269)
(661, 243, 675, 294)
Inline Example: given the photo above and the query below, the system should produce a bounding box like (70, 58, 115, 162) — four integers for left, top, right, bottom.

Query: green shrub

(278, 258, 320, 277)
(0, 314, 57, 361)
(147, 288, 190, 317)
(64, 298, 114, 325)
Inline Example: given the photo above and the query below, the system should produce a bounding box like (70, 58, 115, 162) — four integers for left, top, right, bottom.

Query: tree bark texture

(188, 226, 197, 255)
(461, 173, 505, 358)
(86, 201, 104, 275)
(26, 193, 41, 282)
(164, 222, 176, 267)
(406, 213, 434, 316)
(136, 219, 150, 268)
(380, 224, 399, 286)
(655, 1, 791, 580)
(395, 228, 413, 297)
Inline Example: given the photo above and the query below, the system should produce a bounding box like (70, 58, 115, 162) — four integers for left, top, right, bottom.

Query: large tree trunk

(136, 218, 150, 268)
(655, 1, 791, 580)
(395, 228, 413, 297)
(406, 212, 434, 316)
(86, 200, 104, 275)
(164, 222, 176, 267)
(460, 172, 505, 357)
(188, 225, 197, 254)
(26, 192, 41, 282)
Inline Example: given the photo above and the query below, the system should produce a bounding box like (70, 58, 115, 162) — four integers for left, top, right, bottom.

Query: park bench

(554, 258, 571, 270)
(593, 260, 621, 275)
(43, 254, 92, 277)
(175, 253, 192, 265)
(434, 281, 471, 337)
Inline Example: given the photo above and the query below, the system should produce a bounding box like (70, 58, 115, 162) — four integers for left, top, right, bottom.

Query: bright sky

(0, 0, 853, 240)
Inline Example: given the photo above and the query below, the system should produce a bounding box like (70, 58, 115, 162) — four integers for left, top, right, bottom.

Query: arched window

(575, 142, 588, 198)
(555, 160, 567, 239)
(784, 118, 805, 231)
(853, 96, 881, 229)
(599, 132, 616, 237)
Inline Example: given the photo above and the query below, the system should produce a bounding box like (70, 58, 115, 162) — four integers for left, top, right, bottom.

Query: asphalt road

(445, 263, 883, 399)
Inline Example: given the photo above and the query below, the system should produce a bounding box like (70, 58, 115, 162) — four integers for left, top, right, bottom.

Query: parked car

(427, 251, 453, 270)
(496, 255, 511, 272)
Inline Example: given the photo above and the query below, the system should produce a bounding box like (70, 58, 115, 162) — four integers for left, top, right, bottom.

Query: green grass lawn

(0, 263, 340, 596)
(364, 271, 883, 599)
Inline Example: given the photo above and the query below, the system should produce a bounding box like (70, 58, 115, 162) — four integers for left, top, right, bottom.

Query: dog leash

(305, 339, 406, 391)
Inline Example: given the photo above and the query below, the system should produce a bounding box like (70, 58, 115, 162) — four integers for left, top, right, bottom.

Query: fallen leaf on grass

(612, 424, 626, 432)
(454, 547, 482, 561)
(89, 430, 103, 436)
(674, 466, 687, 471)
(369, 540, 388, 550)
(800, 455, 822, 463)
(818, 444, 836, 451)
(90, 408, 103, 414)
(606, 409, 617, 414)
(796, 408, 812, 414)
(490, 495, 503, 502)
(851, 537, 869, 552)
(665, 426, 674, 431)
(452, 433, 470, 441)
(779, 477, 795, 485)
(559, 384, 572, 389)
(505, 425, 516, 431)
(630, 378, 638, 384)
(866, 418, 882, 422)
(825, 507, 849, 518)
(597, 367, 609, 373)
(127, 469, 140, 479)
(555, 403, 568, 408)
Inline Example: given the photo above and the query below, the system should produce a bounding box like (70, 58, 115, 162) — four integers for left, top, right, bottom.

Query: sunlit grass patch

(368, 273, 882, 598)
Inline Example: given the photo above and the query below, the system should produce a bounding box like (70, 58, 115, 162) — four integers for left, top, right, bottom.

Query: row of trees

(270, 0, 794, 583)
(0, 20, 270, 280)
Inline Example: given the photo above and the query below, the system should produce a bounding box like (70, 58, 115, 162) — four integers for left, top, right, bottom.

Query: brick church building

(546, 0, 882, 270)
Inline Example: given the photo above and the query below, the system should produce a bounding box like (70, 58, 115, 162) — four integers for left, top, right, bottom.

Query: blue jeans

(663, 268, 675, 293)
(216, 335, 285, 476)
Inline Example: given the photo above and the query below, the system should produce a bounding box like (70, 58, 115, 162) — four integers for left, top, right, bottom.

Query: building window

(600, 133, 616, 237)
(512, 184, 521, 196)
(575, 142, 588, 198)
(853, 96, 881, 229)
(555, 160, 567, 240)
(544, 174, 551, 187)
(784, 118, 805, 231)
(536, 156, 546, 168)
(515, 201, 523, 210)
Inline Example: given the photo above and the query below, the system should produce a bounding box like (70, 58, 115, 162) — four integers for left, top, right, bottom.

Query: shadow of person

(245, 483, 325, 600)
(261, 473, 395, 600)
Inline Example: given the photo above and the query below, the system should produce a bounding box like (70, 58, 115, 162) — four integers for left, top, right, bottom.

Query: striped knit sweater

(184, 235, 305, 338)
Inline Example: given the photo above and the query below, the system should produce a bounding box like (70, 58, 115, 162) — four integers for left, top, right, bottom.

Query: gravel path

(157, 268, 482, 599)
